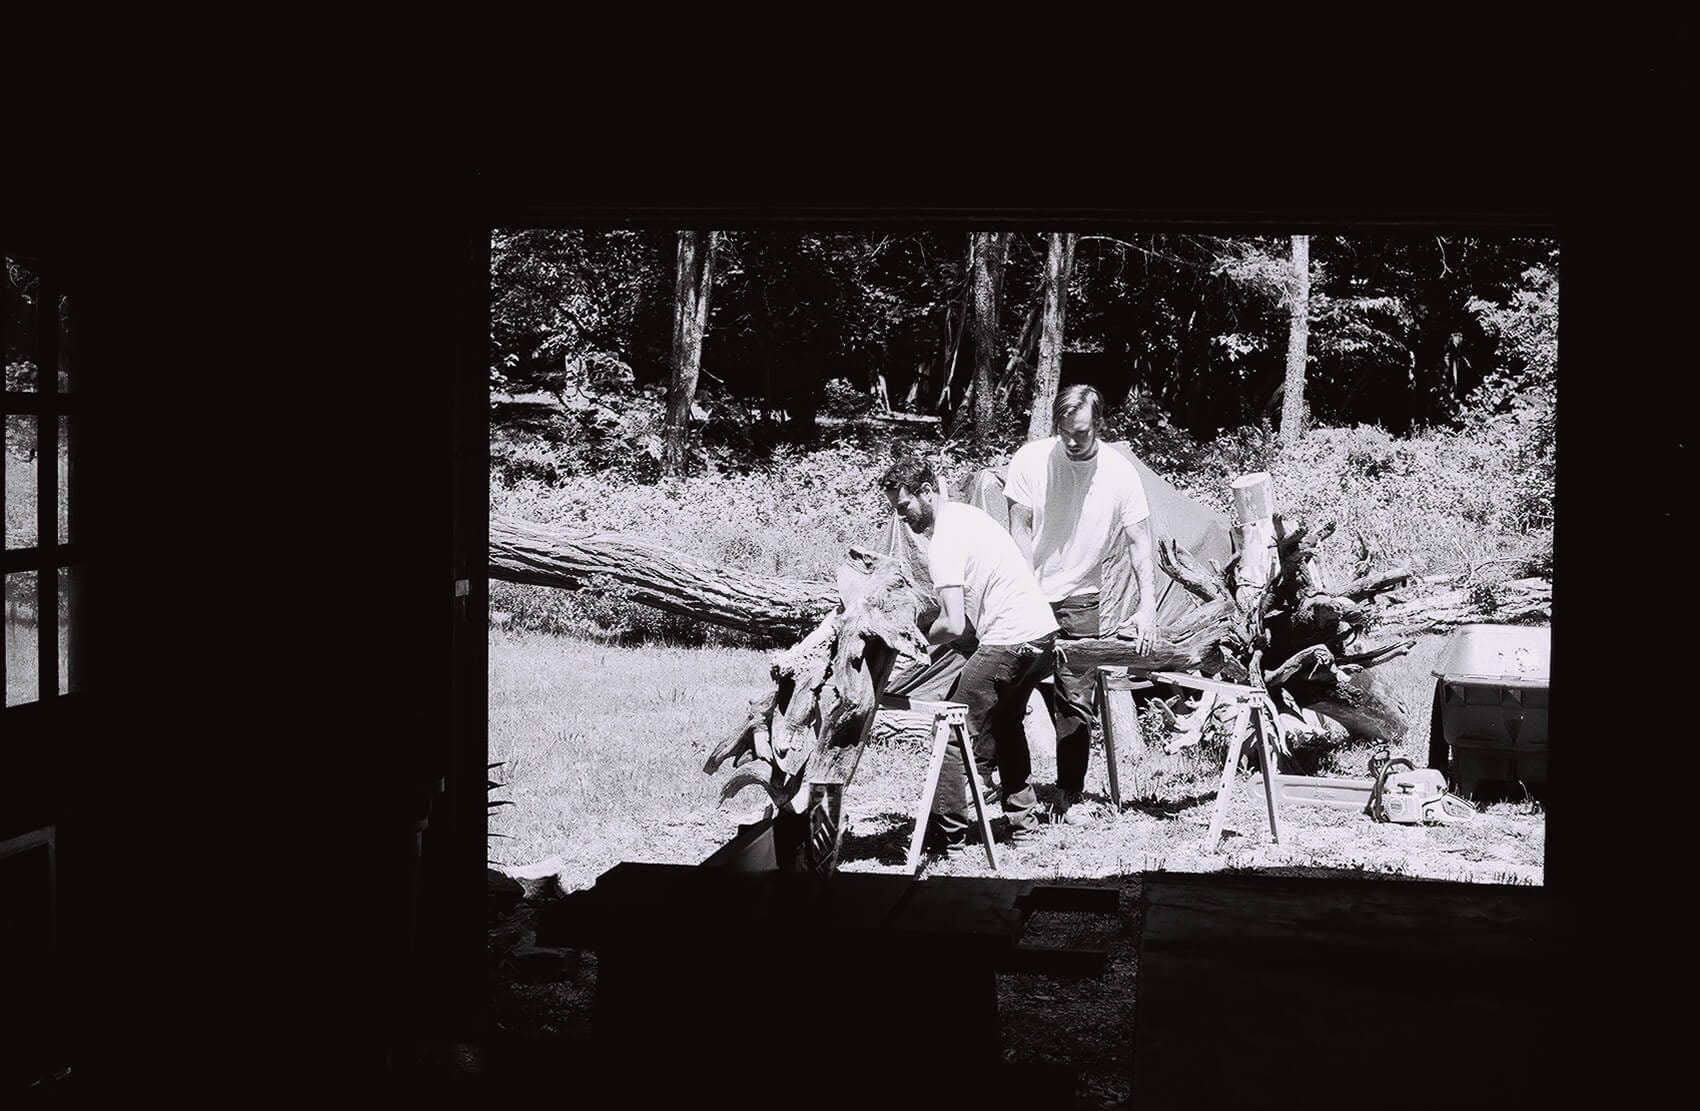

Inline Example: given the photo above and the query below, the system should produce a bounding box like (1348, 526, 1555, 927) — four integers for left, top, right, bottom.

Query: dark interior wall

(11, 116, 1680, 1095)
(20, 169, 472, 1093)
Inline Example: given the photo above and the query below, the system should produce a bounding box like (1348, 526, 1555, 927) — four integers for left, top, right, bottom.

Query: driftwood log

(1369, 576, 1551, 638)
(1057, 473, 1417, 755)
(702, 548, 928, 821)
(489, 516, 1545, 652)
(490, 515, 836, 639)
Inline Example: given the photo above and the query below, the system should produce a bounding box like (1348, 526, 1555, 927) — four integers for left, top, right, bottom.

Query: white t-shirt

(1004, 437, 1150, 603)
(925, 501, 1059, 646)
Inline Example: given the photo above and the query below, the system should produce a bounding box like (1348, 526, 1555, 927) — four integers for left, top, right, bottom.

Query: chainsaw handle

(1368, 756, 1417, 823)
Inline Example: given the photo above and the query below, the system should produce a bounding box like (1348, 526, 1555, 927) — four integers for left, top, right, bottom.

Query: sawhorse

(1149, 671, 1286, 850)
(881, 694, 1001, 873)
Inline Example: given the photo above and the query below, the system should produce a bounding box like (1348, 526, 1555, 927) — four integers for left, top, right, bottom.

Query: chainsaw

(1366, 754, 1478, 824)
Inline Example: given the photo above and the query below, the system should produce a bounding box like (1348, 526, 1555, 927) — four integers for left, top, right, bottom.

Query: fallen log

(1051, 628, 1229, 677)
(1335, 639, 1415, 668)
(1367, 577, 1551, 638)
(1282, 667, 1411, 744)
(489, 515, 1541, 654)
(489, 514, 837, 639)
(1263, 644, 1337, 689)
(1338, 565, 1412, 601)
(1044, 537, 1252, 707)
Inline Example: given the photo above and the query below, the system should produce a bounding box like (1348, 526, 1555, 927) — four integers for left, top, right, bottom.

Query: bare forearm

(1133, 570, 1156, 623)
(928, 588, 966, 645)
(1128, 522, 1157, 625)
(1012, 523, 1033, 564)
(1007, 501, 1035, 564)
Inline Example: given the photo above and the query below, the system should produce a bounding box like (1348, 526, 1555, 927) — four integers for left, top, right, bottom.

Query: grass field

(489, 627, 1545, 894)
(487, 634, 773, 888)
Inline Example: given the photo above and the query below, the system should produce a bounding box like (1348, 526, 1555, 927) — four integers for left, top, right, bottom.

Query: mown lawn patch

(490, 630, 1544, 894)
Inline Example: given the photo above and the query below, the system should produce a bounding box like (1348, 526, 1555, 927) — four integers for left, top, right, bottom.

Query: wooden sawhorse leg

(1151, 674, 1286, 852)
(888, 696, 1000, 873)
(1205, 698, 1254, 847)
(1254, 699, 1286, 845)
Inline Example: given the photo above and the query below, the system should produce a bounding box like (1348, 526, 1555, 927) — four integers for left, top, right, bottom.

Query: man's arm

(1119, 517, 1157, 651)
(926, 586, 967, 645)
(1006, 499, 1035, 564)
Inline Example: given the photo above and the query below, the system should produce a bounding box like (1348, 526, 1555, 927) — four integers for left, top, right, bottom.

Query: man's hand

(1118, 614, 1156, 655)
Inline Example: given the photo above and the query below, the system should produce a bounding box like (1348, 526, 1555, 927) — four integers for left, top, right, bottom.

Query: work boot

(1001, 816, 1037, 845)
(1050, 789, 1096, 826)
(922, 817, 968, 858)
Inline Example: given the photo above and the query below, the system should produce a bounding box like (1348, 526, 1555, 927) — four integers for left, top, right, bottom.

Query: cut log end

(1230, 472, 1274, 523)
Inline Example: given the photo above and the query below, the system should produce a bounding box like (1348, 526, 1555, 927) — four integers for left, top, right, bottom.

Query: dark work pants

(1040, 593, 1100, 794)
(933, 632, 1057, 839)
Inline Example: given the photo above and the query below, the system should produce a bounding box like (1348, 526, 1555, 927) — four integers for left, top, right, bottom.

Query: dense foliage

(491, 409, 1554, 648)
(491, 229, 1556, 464)
(487, 227, 1557, 646)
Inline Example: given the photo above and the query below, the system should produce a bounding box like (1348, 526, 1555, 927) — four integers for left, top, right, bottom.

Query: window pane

(57, 417, 70, 546)
(4, 257, 40, 393)
(5, 415, 36, 549)
(57, 294, 72, 393)
(57, 568, 73, 695)
(6, 571, 39, 707)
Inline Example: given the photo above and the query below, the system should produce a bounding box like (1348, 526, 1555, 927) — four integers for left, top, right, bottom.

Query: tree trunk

(1027, 232, 1077, 442)
(489, 515, 835, 640)
(998, 298, 1044, 408)
(935, 240, 974, 413)
(1279, 234, 1310, 447)
(662, 230, 719, 477)
(969, 231, 1008, 447)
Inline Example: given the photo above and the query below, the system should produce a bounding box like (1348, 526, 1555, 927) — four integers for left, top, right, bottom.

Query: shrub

(1105, 385, 1551, 591)
(490, 385, 669, 487)
(1263, 423, 1549, 587)
(820, 377, 876, 419)
(1462, 261, 1557, 535)
(489, 372, 1554, 644)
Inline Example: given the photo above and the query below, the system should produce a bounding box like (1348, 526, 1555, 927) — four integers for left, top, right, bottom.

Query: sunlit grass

(491, 629, 1546, 894)
(487, 630, 776, 890)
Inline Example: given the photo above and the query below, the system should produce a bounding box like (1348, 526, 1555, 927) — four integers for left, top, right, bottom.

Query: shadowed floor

(1130, 872, 1566, 1108)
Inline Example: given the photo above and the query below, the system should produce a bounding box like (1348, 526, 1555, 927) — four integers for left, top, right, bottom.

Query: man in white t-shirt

(881, 455, 1060, 852)
(1005, 384, 1155, 825)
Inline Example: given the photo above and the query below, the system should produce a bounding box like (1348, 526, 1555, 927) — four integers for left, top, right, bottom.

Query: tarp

(878, 442, 1234, 699)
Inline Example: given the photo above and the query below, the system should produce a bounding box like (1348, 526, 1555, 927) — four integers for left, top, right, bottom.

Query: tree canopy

(489, 227, 1557, 477)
